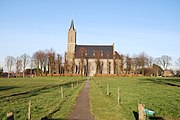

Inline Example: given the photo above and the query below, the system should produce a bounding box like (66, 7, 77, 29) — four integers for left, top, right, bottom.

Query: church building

(66, 20, 121, 76)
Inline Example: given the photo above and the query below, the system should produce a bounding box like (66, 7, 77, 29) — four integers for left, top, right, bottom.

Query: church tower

(66, 20, 76, 61)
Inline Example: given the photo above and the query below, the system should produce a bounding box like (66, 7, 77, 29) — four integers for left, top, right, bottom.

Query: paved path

(68, 79, 94, 120)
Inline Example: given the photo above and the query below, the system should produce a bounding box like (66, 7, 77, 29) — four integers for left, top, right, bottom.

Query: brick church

(66, 20, 121, 76)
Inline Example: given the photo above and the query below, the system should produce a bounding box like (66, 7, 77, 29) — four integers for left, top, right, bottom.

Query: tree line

(71, 48, 180, 77)
(3, 49, 64, 77)
(2, 49, 180, 77)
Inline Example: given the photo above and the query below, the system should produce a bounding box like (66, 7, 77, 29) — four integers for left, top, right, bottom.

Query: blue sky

(0, 0, 180, 71)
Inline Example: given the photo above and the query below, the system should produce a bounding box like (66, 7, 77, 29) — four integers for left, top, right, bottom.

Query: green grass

(0, 76, 85, 120)
(1, 76, 179, 120)
(90, 77, 180, 120)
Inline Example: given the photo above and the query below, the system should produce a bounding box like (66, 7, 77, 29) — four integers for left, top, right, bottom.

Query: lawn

(90, 77, 180, 120)
(0, 76, 85, 120)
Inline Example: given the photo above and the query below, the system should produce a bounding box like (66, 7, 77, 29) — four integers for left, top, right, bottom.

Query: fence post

(138, 103, 145, 120)
(107, 84, 109, 95)
(7, 111, 14, 120)
(118, 87, 120, 105)
(28, 100, 31, 120)
(61, 86, 64, 99)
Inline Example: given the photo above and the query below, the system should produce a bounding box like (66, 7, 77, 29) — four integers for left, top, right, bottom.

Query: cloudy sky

(0, 0, 180, 71)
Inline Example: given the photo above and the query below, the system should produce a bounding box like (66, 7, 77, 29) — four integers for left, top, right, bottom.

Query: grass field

(90, 77, 180, 120)
(0, 76, 85, 120)
(1, 76, 179, 120)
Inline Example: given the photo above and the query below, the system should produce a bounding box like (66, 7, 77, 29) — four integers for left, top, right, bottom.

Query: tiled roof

(75, 45, 113, 59)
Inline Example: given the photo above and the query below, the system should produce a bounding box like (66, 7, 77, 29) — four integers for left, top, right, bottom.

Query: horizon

(0, 0, 180, 71)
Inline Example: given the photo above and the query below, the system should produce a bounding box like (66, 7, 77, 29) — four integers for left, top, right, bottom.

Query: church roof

(75, 45, 114, 59)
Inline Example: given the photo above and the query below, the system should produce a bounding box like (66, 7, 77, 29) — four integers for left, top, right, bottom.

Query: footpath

(68, 78, 94, 120)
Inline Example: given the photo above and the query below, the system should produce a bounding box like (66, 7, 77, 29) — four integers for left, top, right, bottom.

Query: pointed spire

(70, 19, 75, 30)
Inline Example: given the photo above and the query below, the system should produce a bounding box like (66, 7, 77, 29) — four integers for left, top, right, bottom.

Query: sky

(0, 0, 180, 71)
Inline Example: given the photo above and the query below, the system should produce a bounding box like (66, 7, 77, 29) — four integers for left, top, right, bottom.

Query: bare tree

(106, 51, 110, 74)
(79, 47, 86, 76)
(57, 54, 63, 75)
(154, 57, 161, 65)
(138, 52, 148, 75)
(131, 57, 136, 74)
(64, 52, 68, 74)
(71, 53, 75, 74)
(86, 57, 90, 76)
(84, 50, 90, 76)
(33, 52, 40, 76)
(30, 57, 35, 76)
(132, 55, 137, 74)
(160, 55, 172, 70)
(43, 52, 48, 75)
(113, 53, 117, 74)
(15, 56, 22, 77)
(87, 60, 91, 76)
(95, 50, 101, 75)
(114, 52, 121, 75)
(5, 56, 15, 78)
(125, 55, 132, 74)
(33, 50, 49, 76)
(120, 54, 124, 74)
(47, 49, 56, 76)
(20, 53, 30, 77)
(154, 58, 162, 76)
(147, 56, 153, 67)
(175, 57, 180, 69)
(38, 51, 46, 75)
